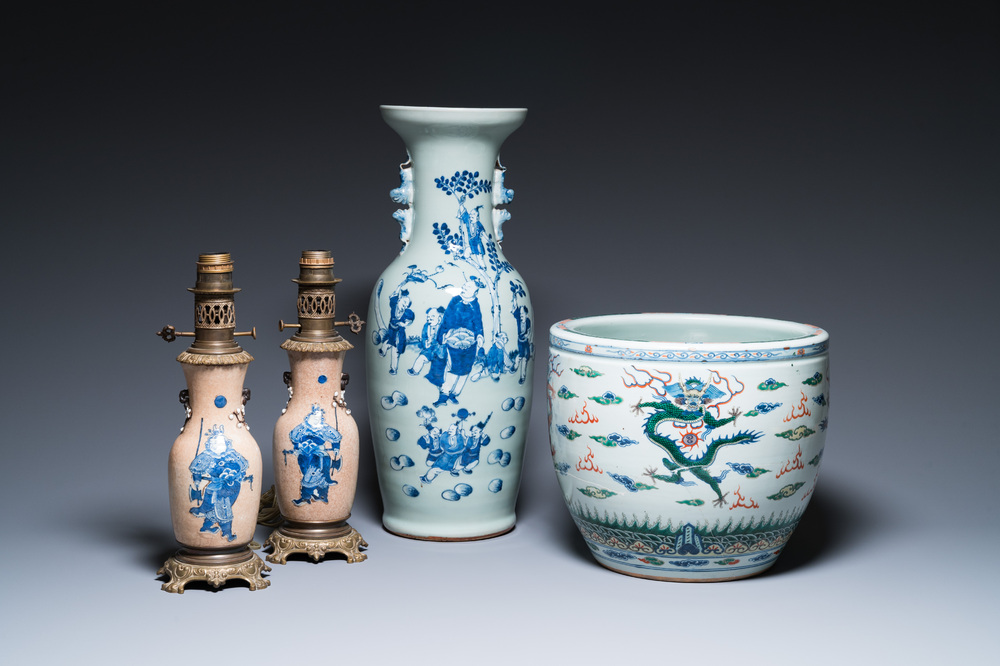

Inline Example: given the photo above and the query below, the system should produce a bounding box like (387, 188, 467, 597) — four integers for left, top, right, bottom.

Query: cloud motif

(813, 393, 826, 406)
(590, 391, 623, 406)
(767, 482, 805, 500)
(758, 378, 787, 391)
(442, 489, 460, 501)
(727, 462, 769, 478)
(402, 485, 419, 497)
(750, 402, 782, 416)
(776, 426, 816, 441)
(454, 483, 473, 497)
(488, 478, 503, 493)
(557, 386, 577, 399)
(500, 426, 515, 439)
(557, 425, 582, 440)
(578, 486, 616, 499)
(390, 455, 415, 471)
(571, 365, 602, 378)
(596, 432, 638, 447)
(607, 472, 639, 492)
(380, 390, 409, 409)
(554, 462, 571, 475)
(386, 428, 400, 441)
(609, 433, 638, 447)
(802, 372, 823, 386)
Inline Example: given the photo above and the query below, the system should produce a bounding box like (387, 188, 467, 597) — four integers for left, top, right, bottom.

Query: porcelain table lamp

(155, 252, 269, 593)
(264, 250, 368, 564)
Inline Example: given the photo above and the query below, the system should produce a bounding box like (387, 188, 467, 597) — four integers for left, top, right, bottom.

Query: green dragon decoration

(632, 377, 763, 507)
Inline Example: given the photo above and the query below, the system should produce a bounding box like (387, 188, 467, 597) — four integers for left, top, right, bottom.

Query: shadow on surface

(115, 523, 179, 570)
(762, 489, 839, 576)
(74, 504, 184, 570)
(762, 477, 877, 577)
(557, 512, 604, 562)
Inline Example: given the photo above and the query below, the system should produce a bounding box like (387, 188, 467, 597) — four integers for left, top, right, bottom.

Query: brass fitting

(279, 250, 363, 352)
(157, 252, 255, 364)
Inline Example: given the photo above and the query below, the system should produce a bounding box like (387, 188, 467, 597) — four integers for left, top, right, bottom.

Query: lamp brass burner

(279, 250, 364, 353)
(156, 252, 256, 365)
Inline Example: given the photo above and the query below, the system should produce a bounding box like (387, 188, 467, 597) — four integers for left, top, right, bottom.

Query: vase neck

(286, 351, 345, 400)
(382, 107, 524, 255)
(181, 363, 249, 413)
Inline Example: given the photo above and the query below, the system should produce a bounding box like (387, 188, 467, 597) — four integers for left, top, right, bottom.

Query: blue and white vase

(366, 105, 533, 540)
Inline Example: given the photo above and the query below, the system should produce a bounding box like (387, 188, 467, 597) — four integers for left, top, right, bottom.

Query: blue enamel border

(549, 317, 828, 362)
(549, 334, 828, 361)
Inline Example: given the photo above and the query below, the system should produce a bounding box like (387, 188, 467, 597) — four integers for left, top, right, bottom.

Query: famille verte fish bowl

(547, 313, 829, 581)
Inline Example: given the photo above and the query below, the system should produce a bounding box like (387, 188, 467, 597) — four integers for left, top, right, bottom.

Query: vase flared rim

(549, 313, 828, 362)
(381, 105, 528, 113)
(380, 105, 527, 131)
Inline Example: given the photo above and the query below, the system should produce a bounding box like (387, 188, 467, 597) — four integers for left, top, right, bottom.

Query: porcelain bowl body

(547, 313, 829, 581)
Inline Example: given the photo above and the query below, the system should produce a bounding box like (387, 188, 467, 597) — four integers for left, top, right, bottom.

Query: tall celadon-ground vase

(366, 105, 533, 540)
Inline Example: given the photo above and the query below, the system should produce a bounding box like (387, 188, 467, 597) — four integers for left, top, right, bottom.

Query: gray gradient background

(2, 2, 997, 663)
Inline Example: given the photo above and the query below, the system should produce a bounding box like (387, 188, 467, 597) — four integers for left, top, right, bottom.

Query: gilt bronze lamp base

(264, 520, 367, 564)
(158, 546, 271, 594)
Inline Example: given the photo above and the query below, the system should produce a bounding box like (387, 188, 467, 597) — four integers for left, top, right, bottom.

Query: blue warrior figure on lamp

(284, 404, 342, 506)
(189, 424, 253, 542)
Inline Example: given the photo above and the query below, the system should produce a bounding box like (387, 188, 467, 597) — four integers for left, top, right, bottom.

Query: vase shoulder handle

(390, 160, 414, 246)
(492, 161, 514, 241)
(390, 161, 413, 204)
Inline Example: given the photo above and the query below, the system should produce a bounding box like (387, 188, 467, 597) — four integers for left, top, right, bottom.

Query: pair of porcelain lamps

(157, 251, 365, 593)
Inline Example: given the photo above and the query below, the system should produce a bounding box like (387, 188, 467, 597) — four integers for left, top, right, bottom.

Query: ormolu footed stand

(264, 250, 368, 564)
(156, 253, 270, 592)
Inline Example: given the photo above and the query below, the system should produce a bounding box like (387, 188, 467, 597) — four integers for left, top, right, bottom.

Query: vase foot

(592, 557, 778, 582)
(263, 520, 368, 564)
(384, 524, 514, 542)
(157, 546, 271, 593)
